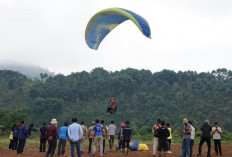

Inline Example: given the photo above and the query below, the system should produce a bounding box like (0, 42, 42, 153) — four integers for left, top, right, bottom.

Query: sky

(0, 0, 232, 75)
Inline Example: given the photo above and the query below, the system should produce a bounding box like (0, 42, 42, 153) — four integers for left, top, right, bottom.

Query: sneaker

(167, 151, 172, 154)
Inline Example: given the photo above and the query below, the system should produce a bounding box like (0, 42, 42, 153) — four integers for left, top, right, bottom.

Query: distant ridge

(0, 63, 55, 79)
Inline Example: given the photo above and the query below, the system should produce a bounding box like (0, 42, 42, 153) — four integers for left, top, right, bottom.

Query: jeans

(198, 137, 211, 156)
(80, 136, 85, 152)
(180, 138, 191, 157)
(46, 139, 57, 157)
(70, 140, 81, 157)
(40, 138, 46, 152)
(109, 135, 115, 150)
(184, 139, 194, 157)
(214, 139, 222, 155)
(17, 139, 26, 154)
(57, 139, 67, 156)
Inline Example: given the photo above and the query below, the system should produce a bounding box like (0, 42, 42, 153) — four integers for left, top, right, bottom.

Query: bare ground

(0, 144, 231, 157)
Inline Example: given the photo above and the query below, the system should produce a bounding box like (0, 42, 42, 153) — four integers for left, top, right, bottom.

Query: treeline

(0, 68, 232, 131)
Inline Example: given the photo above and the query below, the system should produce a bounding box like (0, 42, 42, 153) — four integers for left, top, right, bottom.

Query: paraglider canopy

(85, 8, 151, 50)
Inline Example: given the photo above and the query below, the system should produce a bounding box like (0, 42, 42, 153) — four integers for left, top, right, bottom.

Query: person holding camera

(180, 118, 192, 157)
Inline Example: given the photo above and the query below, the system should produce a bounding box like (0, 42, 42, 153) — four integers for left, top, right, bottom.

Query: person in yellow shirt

(166, 123, 172, 154)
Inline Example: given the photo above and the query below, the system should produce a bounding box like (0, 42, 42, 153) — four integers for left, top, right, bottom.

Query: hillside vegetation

(0, 68, 232, 131)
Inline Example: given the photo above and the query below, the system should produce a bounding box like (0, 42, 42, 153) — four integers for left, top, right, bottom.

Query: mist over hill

(0, 63, 55, 79)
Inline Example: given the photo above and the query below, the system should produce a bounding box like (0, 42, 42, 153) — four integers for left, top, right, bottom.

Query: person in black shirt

(197, 120, 212, 157)
(157, 121, 170, 157)
(39, 122, 47, 152)
(122, 121, 132, 156)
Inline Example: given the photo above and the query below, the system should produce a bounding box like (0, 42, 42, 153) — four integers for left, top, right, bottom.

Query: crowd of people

(7, 117, 224, 157)
(8, 118, 132, 157)
(152, 118, 223, 157)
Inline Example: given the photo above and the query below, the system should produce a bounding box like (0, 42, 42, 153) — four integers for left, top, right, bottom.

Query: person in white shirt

(68, 118, 83, 157)
(108, 120, 116, 151)
(212, 122, 222, 156)
(189, 121, 195, 157)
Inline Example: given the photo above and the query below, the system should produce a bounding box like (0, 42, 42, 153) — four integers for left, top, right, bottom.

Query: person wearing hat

(197, 120, 212, 157)
(212, 122, 222, 156)
(57, 122, 69, 156)
(180, 118, 192, 157)
(152, 119, 161, 157)
(87, 121, 95, 154)
(46, 119, 58, 157)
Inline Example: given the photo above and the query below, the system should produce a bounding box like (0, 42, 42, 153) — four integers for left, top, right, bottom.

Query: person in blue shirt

(17, 121, 27, 155)
(68, 118, 83, 157)
(57, 122, 69, 156)
(92, 119, 105, 156)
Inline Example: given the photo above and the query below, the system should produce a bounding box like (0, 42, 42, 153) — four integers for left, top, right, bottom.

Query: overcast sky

(0, 0, 232, 75)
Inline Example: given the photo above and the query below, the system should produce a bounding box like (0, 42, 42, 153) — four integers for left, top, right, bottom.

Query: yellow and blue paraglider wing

(85, 8, 151, 50)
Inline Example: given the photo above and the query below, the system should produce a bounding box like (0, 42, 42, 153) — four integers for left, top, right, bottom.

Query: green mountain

(0, 68, 232, 131)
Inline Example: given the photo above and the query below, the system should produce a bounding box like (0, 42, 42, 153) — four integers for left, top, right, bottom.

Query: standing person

(92, 119, 105, 156)
(122, 121, 132, 156)
(57, 122, 69, 156)
(39, 122, 47, 152)
(12, 123, 20, 151)
(8, 129, 14, 150)
(108, 120, 116, 152)
(152, 119, 161, 157)
(180, 118, 192, 157)
(166, 123, 172, 154)
(118, 123, 125, 151)
(25, 123, 37, 151)
(17, 121, 27, 155)
(80, 121, 87, 154)
(100, 120, 108, 154)
(46, 119, 58, 157)
(87, 121, 95, 154)
(212, 122, 222, 156)
(68, 117, 83, 157)
(157, 121, 170, 157)
(197, 120, 212, 157)
(184, 121, 195, 157)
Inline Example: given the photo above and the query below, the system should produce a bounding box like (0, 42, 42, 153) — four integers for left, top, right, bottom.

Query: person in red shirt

(46, 119, 58, 157)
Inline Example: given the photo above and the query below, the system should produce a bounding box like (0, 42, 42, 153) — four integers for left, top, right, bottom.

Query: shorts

(157, 140, 168, 152)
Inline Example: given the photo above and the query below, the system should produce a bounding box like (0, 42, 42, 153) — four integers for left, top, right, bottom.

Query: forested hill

(0, 68, 232, 130)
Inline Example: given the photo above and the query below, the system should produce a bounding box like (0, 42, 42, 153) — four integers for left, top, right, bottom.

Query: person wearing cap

(46, 119, 58, 157)
(87, 121, 95, 154)
(108, 120, 116, 152)
(152, 119, 161, 157)
(180, 118, 192, 157)
(80, 121, 87, 154)
(68, 117, 83, 157)
(197, 120, 212, 157)
(122, 121, 132, 156)
(212, 122, 222, 156)
(92, 119, 105, 156)
(184, 121, 195, 157)
(57, 122, 69, 156)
